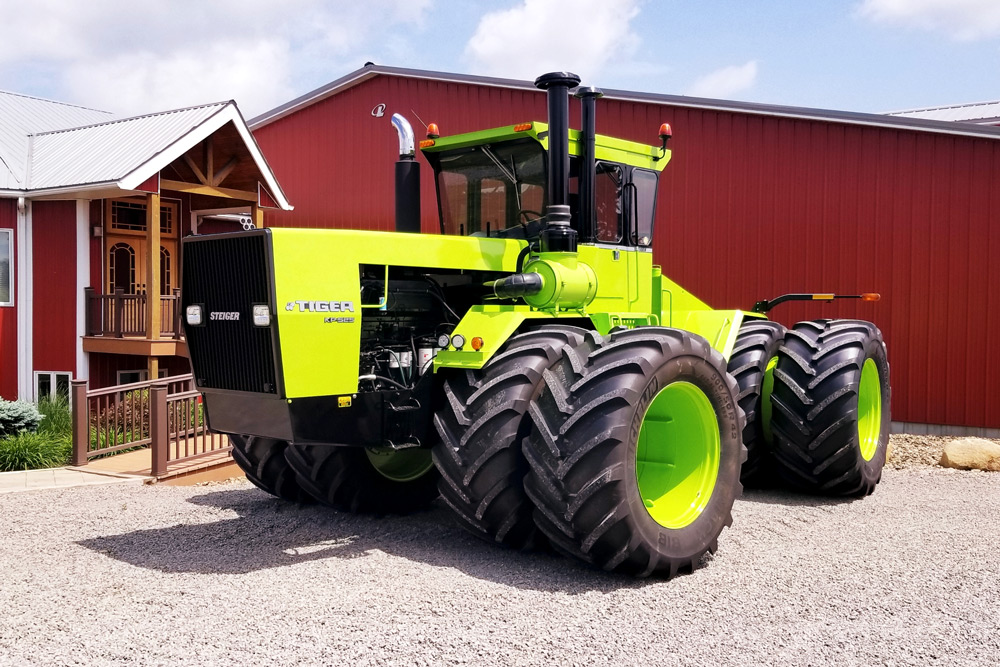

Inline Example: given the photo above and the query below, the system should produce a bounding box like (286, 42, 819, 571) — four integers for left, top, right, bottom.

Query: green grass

(0, 397, 73, 472)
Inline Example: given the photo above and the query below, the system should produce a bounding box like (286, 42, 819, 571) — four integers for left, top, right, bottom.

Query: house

(248, 64, 1000, 434)
(0, 91, 291, 401)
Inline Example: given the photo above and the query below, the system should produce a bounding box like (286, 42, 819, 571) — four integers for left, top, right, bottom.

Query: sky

(1, 0, 998, 120)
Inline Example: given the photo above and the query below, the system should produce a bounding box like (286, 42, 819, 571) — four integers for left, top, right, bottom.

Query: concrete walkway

(0, 467, 148, 494)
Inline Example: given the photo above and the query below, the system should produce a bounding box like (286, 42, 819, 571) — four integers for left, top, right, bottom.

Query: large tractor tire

(727, 319, 786, 486)
(433, 325, 588, 549)
(770, 319, 890, 496)
(284, 444, 439, 514)
(229, 435, 313, 504)
(523, 328, 745, 578)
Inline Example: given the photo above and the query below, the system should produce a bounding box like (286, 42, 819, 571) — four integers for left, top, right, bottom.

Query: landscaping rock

(939, 437, 1000, 472)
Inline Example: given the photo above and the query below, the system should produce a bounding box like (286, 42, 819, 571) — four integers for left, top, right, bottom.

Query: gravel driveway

(1, 463, 997, 666)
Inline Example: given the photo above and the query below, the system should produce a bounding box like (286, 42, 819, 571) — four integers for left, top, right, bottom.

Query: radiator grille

(182, 232, 279, 394)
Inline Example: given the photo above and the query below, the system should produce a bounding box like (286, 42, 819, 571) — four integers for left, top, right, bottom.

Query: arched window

(108, 243, 136, 294)
(160, 246, 171, 295)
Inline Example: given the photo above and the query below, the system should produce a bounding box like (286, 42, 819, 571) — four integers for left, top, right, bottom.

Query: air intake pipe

(391, 113, 421, 233)
(534, 72, 580, 254)
(490, 73, 598, 310)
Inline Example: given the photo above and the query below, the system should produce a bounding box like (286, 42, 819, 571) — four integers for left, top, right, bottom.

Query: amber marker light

(471, 336, 484, 351)
(419, 139, 436, 148)
(658, 123, 672, 140)
(514, 122, 533, 132)
(862, 293, 881, 302)
(426, 123, 440, 139)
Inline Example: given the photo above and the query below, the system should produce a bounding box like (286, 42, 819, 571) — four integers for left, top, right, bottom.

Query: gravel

(1, 442, 998, 666)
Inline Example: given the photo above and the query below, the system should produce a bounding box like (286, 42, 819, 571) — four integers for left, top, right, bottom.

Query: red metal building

(250, 65, 1000, 434)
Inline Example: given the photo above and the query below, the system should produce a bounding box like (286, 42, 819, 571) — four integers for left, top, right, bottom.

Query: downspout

(16, 196, 32, 399)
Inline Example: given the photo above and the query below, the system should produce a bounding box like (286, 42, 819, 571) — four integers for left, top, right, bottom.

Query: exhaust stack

(576, 86, 603, 244)
(391, 113, 421, 233)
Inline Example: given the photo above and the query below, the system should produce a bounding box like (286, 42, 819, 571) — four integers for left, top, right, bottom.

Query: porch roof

(1, 97, 291, 210)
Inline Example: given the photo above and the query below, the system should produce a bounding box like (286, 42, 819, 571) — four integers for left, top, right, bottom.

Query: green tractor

(181, 72, 890, 577)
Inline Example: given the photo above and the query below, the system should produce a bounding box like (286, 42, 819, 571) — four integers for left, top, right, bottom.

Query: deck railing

(71, 374, 230, 476)
(84, 288, 183, 338)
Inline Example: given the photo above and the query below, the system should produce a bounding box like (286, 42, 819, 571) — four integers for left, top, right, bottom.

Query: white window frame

(34, 371, 72, 401)
(0, 228, 12, 307)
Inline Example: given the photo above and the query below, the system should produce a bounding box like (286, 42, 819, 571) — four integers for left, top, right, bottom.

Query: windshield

(433, 139, 546, 236)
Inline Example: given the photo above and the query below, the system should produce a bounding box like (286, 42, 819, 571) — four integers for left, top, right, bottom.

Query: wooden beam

(251, 203, 264, 229)
(211, 156, 240, 186)
(183, 154, 209, 185)
(161, 179, 257, 201)
(146, 192, 161, 341)
(206, 137, 214, 187)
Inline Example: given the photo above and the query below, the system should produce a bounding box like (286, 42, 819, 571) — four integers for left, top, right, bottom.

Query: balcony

(83, 287, 187, 356)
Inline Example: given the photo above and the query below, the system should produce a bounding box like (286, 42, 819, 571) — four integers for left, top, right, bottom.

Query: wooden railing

(71, 374, 231, 477)
(84, 287, 183, 338)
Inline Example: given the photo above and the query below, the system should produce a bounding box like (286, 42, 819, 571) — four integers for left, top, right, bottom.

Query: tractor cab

(419, 120, 667, 248)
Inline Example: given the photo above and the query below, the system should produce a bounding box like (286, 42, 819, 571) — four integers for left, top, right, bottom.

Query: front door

(105, 198, 180, 295)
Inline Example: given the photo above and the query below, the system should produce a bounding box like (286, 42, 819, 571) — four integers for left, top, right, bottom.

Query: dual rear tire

(769, 319, 890, 496)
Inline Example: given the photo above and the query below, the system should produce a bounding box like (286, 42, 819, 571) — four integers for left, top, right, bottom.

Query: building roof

(249, 63, 1000, 142)
(0, 96, 291, 209)
(887, 100, 1000, 125)
(0, 90, 111, 190)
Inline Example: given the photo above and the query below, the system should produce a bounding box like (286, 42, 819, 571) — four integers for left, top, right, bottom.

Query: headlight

(451, 333, 466, 350)
(185, 305, 204, 326)
(252, 304, 271, 327)
(436, 333, 451, 349)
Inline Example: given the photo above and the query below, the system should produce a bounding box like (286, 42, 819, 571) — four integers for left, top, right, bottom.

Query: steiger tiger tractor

(181, 73, 890, 578)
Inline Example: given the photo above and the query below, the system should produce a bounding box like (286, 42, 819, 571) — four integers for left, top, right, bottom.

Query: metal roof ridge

(0, 88, 111, 114)
(887, 99, 1000, 115)
(31, 100, 234, 137)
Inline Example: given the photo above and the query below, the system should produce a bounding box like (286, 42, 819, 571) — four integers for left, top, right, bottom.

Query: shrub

(0, 430, 71, 471)
(0, 399, 42, 437)
(38, 396, 72, 437)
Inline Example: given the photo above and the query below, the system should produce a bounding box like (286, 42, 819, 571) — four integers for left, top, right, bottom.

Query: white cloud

(463, 0, 640, 82)
(856, 0, 1000, 40)
(0, 0, 432, 117)
(687, 61, 758, 99)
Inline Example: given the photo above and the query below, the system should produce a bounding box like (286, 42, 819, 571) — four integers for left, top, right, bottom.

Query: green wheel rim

(857, 358, 882, 461)
(635, 381, 721, 529)
(761, 355, 779, 445)
(364, 447, 434, 482)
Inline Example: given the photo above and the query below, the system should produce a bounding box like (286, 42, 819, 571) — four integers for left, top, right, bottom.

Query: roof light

(426, 123, 440, 139)
(862, 293, 881, 302)
(659, 123, 672, 140)
(419, 139, 435, 148)
(514, 122, 533, 132)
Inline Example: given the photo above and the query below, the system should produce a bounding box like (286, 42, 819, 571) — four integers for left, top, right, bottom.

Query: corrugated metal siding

(252, 75, 1000, 429)
(27, 103, 228, 190)
(0, 198, 16, 399)
(0, 91, 111, 190)
(32, 201, 76, 373)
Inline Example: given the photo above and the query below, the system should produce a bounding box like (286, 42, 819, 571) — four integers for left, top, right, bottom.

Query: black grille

(182, 232, 279, 394)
